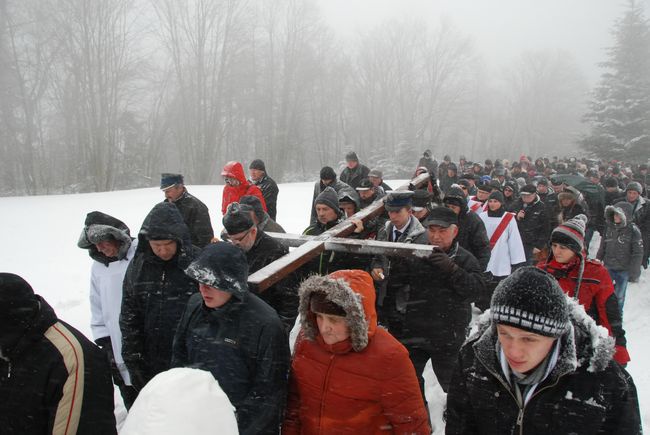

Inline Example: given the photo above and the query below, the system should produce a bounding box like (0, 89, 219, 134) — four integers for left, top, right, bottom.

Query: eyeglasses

(228, 228, 252, 244)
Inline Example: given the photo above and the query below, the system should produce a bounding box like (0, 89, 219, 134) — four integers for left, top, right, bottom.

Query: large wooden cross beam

(248, 172, 433, 291)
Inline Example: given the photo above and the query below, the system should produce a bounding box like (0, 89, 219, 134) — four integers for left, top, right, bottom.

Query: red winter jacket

(220, 161, 267, 214)
(283, 270, 430, 435)
(538, 256, 630, 365)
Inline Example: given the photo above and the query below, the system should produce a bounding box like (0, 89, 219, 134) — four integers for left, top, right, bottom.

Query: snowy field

(1, 182, 647, 433)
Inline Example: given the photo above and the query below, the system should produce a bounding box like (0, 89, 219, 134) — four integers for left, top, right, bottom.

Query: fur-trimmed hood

(77, 211, 133, 266)
(606, 202, 633, 227)
(298, 270, 377, 352)
(468, 295, 615, 380)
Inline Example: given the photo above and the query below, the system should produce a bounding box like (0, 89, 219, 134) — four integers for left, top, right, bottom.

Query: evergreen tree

(581, 1, 650, 162)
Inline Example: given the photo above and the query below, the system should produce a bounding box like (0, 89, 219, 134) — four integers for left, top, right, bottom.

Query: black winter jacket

(511, 197, 550, 251)
(172, 292, 290, 435)
(340, 164, 370, 189)
(253, 175, 280, 221)
(446, 301, 642, 435)
(456, 204, 491, 272)
(166, 189, 214, 248)
(120, 202, 200, 389)
(402, 242, 485, 344)
(246, 231, 298, 331)
(0, 296, 116, 434)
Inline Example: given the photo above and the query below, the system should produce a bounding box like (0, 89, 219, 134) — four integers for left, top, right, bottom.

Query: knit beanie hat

(604, 177, 619, 188)
(315, 187, 340, 213)
(551, 214, 587, 254)
(345, 151, 359, 162)
(626, 181, 643, 194)
(320, 166, 336, 181)
(488, 190, 505, 203)
(223, 202, 255, 235)
(491, 267, 570, 337)
(249, 159, 266, 172)
(309, 291, 347, 317)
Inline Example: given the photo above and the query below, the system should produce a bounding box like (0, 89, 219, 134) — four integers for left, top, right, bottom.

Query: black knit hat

(604, 177, 619, 188)
(223, 202, 254, 235)
(491, 267, 570, 337)
(315, 187, 340, 212)
(185, 243, 249, 298)
(488, 190, 505, 203)
(443, 187, 466, 208)
(320, 166, 336, 181)
(249, 159, 266, 172)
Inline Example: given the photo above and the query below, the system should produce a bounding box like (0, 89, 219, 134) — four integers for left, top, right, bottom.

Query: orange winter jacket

(283, 270, 430, 435)
(220, 161, 267, 215)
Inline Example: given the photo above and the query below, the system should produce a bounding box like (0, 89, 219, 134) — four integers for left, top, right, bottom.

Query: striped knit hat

(491, 267, 570, 337)
(551, 214, 587, 254)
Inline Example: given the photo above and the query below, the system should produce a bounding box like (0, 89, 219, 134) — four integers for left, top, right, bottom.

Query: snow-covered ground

(1, 182, 647, 433)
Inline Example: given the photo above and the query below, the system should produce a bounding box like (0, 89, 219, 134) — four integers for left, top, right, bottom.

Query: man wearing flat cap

(160, 173, 214, 248)
(404, 206, 485, 397)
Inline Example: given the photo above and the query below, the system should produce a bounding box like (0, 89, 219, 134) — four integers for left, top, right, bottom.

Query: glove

(429, 248, 458, 275)
(127, 364, 148, 392)
(94, 336, 115, 366)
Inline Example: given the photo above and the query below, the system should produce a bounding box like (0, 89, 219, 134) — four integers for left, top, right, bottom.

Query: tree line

(1, 0, 647, 195)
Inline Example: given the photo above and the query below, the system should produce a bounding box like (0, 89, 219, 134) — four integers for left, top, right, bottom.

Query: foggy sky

(317, 0, 650, 84)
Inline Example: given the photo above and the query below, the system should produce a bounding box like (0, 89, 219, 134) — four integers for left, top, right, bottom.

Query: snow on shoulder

(120, 368, 239, 435)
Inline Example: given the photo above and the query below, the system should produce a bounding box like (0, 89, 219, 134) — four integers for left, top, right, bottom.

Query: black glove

(127, 364, 148, 392)
(94, 336, 115, 365)
(429, 248, 458, 275)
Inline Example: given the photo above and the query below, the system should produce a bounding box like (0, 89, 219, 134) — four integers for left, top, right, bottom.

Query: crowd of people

(0, 151, 646, 434)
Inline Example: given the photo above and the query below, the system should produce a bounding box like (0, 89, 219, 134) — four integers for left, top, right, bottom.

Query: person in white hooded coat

(78, 211, 138, 408)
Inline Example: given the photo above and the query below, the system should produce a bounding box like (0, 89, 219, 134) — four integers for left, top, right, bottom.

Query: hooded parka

(283, 270, 430, 435)
(120, 202, 200, 389)
(221, 161, 267, 215)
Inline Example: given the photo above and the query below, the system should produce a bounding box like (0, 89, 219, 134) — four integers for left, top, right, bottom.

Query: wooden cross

(248, 172, 435, 291)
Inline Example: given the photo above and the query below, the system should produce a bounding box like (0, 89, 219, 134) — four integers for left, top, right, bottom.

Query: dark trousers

(403, 329, 466, 397)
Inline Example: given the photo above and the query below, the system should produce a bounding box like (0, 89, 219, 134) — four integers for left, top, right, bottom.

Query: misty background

(1, 0, 649, 195)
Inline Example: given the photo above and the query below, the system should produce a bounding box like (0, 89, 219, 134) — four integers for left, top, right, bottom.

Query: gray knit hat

(315, 187, 340, 213)
(626, 181, 643, 194)
(491, 267, 570, 337)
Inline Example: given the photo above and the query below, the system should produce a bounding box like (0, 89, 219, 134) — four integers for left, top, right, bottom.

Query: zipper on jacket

(318, 354, 336, 435)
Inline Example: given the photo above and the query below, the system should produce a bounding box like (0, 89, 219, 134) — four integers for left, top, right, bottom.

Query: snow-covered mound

(0, 182, 647, 433)
(120, 368, 238, 435)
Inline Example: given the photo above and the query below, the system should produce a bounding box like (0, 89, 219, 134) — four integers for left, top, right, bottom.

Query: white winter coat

(89, 239, 137, 384)
(479, 211, 525, 277)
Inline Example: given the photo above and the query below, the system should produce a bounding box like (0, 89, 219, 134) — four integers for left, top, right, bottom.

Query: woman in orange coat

(283, 270, 430, 434)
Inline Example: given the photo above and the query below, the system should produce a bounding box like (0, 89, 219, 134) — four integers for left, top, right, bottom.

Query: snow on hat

(519, 184, 536, 195)
(238, 195, 265, 222)
(185, 242, 248, 297)
(315, 187, 340, 212)
(412, 189, 433, 211)
(222, 202, 255, 235)
(384, 191, 414, 211)
(551, 214, 587, 254)
(160, 173, 184, 190)
(249, 159, 266, 172)
(626, 181, 643, 194)
(345, 151, 359, 162)
(443, 186, 466, 208)
(320, 166, 336, 181)
(491, 267, 570, 338)
(368, 168, 383, 178)
(356, 178, 373, 191)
